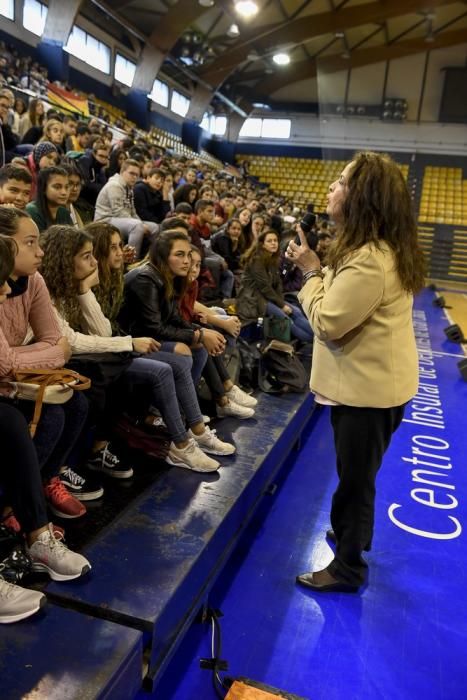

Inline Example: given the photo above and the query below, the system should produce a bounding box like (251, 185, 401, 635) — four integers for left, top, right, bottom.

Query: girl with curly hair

(0, 207, 89, 522)
(40, 224, 231, 474)
(26, 166, 73, 232)
(237, 229, 313, 342)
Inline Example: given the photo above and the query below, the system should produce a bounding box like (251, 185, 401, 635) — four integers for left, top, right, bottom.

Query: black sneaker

(59, 467, 104, 501)
(86, 444, 133, 479)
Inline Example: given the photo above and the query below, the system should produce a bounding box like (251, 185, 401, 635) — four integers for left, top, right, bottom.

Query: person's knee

(174, 342, 192, 356)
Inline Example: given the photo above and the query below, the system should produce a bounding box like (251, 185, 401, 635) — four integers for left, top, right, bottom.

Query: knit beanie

(33, 141, 58, 168)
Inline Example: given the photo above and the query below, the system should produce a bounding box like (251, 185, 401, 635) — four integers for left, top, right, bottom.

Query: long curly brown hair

(40, 225, 93, 330)
(327, 152, 426, 294)
(0, 234, 17, 285)
(84, 222, 123, 327)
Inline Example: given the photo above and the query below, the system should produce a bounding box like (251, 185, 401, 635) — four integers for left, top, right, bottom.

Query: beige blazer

(298, 242, 418, 408)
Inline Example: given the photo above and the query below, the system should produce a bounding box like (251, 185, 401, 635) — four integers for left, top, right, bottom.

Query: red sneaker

(2, 513, 21, 533)
(44, 477, 86, 519)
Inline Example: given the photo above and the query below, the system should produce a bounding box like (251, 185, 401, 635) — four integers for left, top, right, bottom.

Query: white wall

(239, 114, 467, 155)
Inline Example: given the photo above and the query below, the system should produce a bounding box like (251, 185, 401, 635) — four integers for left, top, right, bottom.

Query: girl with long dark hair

(26, 166, 73, 232)
(237, 229, 313, 342)
(289, 151, 426, 592)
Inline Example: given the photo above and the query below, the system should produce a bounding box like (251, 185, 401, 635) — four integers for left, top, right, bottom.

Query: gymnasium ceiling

(85, 0, 467, 107)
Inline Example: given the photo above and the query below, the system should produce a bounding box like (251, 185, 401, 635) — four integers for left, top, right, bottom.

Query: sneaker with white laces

(190, 426, 236, 456)
(216, 398, 255, 420)
(59, 467, 104, 501)
(166, 439, 220, 473)
(87, 444, 133, 479)
(27, 525, 91, 582)
(225, 385, 258, 408)
(0, 577, 45, 624)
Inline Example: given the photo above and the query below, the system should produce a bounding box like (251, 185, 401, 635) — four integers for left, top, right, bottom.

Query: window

(239, 118, 291, 139)
(261, 118, 291, 139)
(239, 118, 262, 138)
(65, 26, 111, 75)
(148, 79, 169, 108)
(0, 0, 14, 20)
(210, 115, 227, 136)
(171, 90, 190, 117)
(23, 0, 47, 36)
(115, 54, 136, 88)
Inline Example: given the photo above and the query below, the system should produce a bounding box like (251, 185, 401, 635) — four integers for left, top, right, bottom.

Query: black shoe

(296, 568, 359, 593)
(326, 529, 371, 552)
(87, 444, 133, 479)
(59, 467, 104, 501)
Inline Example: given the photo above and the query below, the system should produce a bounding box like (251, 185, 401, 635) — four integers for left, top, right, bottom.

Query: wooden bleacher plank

(45, 391, 315, 690)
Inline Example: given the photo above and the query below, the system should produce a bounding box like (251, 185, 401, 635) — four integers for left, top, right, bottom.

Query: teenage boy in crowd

(133, 167, 172, 224)
(94, 158, 159, 259)
(0, 164, 32, 209)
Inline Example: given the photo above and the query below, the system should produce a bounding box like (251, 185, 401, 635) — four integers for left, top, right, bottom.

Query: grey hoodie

(94, 173, 139, 220)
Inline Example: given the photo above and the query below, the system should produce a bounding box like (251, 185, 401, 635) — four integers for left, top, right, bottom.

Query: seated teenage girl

(0, 235, 89, 625)
(86, 221, 236, 455)
(0, 207, 89, 521)
(237, 229, 313, 343)
(40, 224, 234, 473)
(180, 245, 257, 418)
(26, 166, 73, 232)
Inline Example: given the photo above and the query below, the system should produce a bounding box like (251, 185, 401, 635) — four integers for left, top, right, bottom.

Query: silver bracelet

(302, 269, 324, 283)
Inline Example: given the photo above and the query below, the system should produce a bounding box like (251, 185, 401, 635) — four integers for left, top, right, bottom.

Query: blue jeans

(159, 342, 208, 385)
(265, 302, 313, 342)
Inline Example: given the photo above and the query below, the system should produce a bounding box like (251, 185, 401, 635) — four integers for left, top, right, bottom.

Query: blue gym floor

(155, 289, 467, 700)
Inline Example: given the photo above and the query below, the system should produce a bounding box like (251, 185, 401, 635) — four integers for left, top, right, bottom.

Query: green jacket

(26, 201, 73, 232)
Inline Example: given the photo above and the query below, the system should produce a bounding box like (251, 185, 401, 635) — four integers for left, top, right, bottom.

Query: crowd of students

(0, 77, 335, 624)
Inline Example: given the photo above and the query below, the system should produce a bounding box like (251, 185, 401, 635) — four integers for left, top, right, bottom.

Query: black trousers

(0, 403, 49, 533)
(327, 403, 405, 586)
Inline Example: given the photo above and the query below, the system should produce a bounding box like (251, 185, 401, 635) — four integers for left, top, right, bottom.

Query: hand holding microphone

(285, 224, 321, 274)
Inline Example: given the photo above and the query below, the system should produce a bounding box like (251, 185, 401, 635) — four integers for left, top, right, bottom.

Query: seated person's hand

(132, 337, 161, 354)
(202, 328, 226, 356)
(79, 268, 99, 295)
(122, 245, 136, 264)
(282, 304, 293, 315)
(221, 315, 241, 337)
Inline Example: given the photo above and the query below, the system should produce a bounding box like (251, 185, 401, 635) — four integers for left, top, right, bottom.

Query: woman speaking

(286, 152, 425, 592)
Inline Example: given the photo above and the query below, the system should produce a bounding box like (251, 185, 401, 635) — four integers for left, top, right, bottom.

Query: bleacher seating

(418, 166, 467, 226)
(238, 155, 409, 209)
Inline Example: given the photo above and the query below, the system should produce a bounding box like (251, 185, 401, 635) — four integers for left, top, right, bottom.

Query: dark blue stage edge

(43, 389, 315, 695)
(156, 287, 467, 700)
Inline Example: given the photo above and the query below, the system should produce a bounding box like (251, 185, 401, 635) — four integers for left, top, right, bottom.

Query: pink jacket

(0, 272, 65, 381)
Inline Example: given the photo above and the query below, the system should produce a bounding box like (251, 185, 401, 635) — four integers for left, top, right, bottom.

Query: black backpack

(258, 340, 308, 394)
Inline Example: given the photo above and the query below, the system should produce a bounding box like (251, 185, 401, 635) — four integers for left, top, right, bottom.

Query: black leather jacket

(119, 263, 195, 344)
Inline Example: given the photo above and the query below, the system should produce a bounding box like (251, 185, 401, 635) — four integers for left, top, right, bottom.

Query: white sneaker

(27, 525, 91, 582)
(166, 438, 220, 473)
(190, 426, 236, 456)
(0, 577, 45, 624)
(226, 385, 258, 408)
(216, 398, 255, 420)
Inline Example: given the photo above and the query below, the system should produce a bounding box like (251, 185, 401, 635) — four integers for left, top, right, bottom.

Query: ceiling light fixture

(235, 1, 259, 19)
(227, 23, 240, 37)
(198, 0, 215, 6)
(273, 52, 290, 66)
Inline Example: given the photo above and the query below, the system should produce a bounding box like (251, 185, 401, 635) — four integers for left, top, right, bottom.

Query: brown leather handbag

(11, 368, 91, 437)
